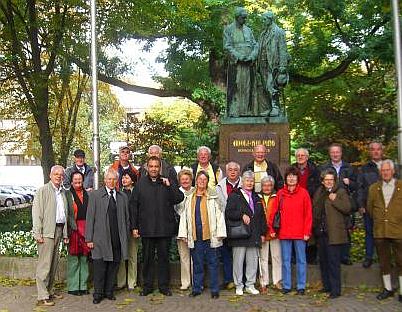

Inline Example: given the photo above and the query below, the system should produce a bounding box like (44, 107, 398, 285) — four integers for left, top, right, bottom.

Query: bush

(0, 207, 32, 232)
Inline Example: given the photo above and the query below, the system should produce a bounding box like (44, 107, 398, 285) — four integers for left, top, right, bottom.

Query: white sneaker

(235, 287, 243, 296)
(245, 286, 260, 295)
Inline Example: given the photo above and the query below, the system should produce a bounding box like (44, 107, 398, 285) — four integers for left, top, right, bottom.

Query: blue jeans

(191, 240, 219, 294)
(363, 213, 374, 260)
(281, 239, 306, 290)
(219, 239, 233, 284)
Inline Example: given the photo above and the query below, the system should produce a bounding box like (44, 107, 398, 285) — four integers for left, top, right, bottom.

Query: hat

(119, 145, 130, 152)
(73, 149, 85, 158)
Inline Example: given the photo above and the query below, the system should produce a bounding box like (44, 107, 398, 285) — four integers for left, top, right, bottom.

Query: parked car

(1, 185, 34, 202)
(0, 189, 25, 207)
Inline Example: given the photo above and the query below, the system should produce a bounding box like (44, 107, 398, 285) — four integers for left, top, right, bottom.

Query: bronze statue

(223, 7, 258, 117)
(256, 11, 289, 117)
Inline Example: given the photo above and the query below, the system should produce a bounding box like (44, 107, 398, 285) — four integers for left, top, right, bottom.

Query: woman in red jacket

(269, 166, 312, 295)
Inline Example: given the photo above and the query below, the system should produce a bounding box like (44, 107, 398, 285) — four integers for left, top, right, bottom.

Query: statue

(223, 7, 258, 117)
(255, 11, 289, 117)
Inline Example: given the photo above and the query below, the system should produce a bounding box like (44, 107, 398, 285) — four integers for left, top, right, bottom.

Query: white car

(0, 188, 25, 207)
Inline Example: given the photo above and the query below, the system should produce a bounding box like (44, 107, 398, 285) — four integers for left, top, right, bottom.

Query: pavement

(0, 283, 401, 312)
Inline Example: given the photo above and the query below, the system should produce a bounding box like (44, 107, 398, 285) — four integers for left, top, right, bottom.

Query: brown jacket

(367, 179, 402, 239)
(312, 185, 351, 245)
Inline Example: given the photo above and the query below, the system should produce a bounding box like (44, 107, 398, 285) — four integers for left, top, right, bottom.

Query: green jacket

(32, 182, 69, 240)
(313, 185, 351, 245)
(367, 179, 402, 239)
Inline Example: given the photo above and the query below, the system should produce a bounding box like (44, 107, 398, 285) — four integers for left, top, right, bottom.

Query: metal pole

(392, 0, 402, 173)
(90, 0, 100, 189)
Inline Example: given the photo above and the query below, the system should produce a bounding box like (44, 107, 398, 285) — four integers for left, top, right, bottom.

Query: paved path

(0, 284, 401, 312)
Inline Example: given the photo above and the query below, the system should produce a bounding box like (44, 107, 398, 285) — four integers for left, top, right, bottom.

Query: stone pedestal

(218, 122, 289, 173)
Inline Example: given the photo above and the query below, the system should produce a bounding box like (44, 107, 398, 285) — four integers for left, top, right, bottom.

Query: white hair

(261, 175, 275, 186)
(368, 142, 383, 150)
(226, 161, 240, 172)
(197, 146, 211, 156)
(381, 159, 395, 171)
(50, 165, 65, 175)
(242, 170, 255, 180)
(148, 145, 162, 154)
(295, 148, 309, 158)
(105, 168, 118, 180)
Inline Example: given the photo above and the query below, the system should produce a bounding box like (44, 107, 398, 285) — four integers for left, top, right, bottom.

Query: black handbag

(273, 196, 283, 231)
(227, 222, 251, 239)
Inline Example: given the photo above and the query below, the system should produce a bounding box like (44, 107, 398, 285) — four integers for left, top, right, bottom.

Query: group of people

(31, 142, 402, 306)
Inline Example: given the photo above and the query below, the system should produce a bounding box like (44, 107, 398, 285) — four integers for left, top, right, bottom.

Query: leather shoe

(37, 299, 55, 306)
(160, 289, 172, 296)
(140, 289, 153, 296)
(297, 289, 305, 295)
(189, 291, 201, 297)
(68, 290, 81, 296)
(93, 297, 102, 304)
(329, 293, 340, 299)
(211, 292, 219, 299)
(49, 293, 63, 300)
(80, 290, 90, 295)
(282, 289, 291, 294)
(376, 289, 394, 300)
(106, 295, 116, 300)
(362, 259, 373, 268)
(399, 294, 402, 302)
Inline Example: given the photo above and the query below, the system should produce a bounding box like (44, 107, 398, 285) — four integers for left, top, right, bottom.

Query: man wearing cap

(63, 149, 94, 191)
(110, 145, 140, 190)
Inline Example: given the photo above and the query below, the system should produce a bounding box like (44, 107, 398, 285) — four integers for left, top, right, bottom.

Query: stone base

(218, 123, 290, 173)
(0, 256, 390, 287)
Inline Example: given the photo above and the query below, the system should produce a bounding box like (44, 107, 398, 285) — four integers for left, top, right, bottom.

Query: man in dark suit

(131, 156, 184, 296)
(85, 168, 130, 304)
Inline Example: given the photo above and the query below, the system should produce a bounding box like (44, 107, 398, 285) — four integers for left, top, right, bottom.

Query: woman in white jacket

(178, 170, 227, 299)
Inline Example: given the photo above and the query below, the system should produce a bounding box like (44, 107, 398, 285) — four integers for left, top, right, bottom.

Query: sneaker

(37, 299, 55, 306)
(235, 287, 243, 296)
(245, 287, 260, 295)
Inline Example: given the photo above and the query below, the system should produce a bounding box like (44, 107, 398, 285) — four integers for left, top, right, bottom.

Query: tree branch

(290, 53, 356, 84)
(73, 57, 191, 98)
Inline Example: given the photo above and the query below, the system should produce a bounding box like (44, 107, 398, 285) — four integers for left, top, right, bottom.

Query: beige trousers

(117, 236, 139, 288)
(177, 239, 191, 289)
(260, 239, 282, 286)
(36, 226, 63, 300)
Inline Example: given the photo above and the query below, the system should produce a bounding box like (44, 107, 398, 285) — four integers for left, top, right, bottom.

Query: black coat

(130, 175, 184, 237)
(292, 160, 321, 198)
(242, 159, 284, 190)
(356, 161, 379, 209)
(225, 188, 267, 248)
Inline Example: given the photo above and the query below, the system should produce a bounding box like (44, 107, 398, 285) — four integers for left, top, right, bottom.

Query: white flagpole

(392, 0, 402, 173)
(90, 0, 100, 189)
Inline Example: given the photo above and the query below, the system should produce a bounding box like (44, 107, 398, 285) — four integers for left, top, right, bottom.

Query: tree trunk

(31, 80, 55, 183)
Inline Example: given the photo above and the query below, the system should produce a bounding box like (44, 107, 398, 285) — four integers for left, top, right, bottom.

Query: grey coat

(85, 187, 130, 261)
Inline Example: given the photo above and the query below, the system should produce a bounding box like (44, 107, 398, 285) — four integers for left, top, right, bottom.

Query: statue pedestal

(218, 121, 289, 173)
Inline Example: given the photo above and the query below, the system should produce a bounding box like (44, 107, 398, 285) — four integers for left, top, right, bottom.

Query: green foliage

(0, 208, 32, 233)
(126, 99, 219, 166)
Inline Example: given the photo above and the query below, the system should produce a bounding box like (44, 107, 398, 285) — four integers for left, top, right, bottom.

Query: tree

(125, 99, 219, 166)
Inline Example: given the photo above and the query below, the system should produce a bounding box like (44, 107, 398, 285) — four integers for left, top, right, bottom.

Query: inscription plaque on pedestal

(219, 123, 289, 173)
(229, 132, 279, 167)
